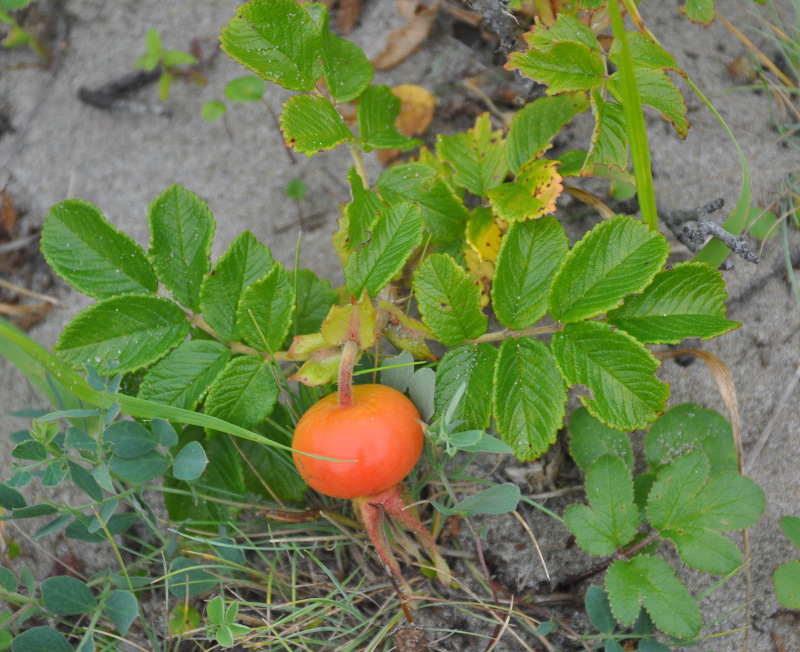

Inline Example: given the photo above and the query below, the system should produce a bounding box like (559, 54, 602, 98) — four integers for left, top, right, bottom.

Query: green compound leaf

(493, 337, 567, 460)
(344, 167, 385, 252)
(505, 93, 590, 174)
(606, 262, 740, 344)
(205, 355, 280, 429)
(236, 262, 295, 351)
(551, 321, 669, 431)
(585, 95, 628, 173)
(104, 420, 158, 459)
(565, 453, 639, 556)
(138, 340, 231, 410)
(358, 85, 421, 151)
(647, 452, 765, 574)
(507, 16, 603, 94)
(312, 4, 372, 102)
(147, 185, 215, 312)
(104, 590, 138, 636)
(606, 555, 702, 639)
(568, 407, 634, 473)
(345, 202, 424, 297)
(219, 0, 322, 91)
(172, 440, 208, 481)
(781, 516, 800, 547)
(41, 575, 97, 616)
(288, 269, 337, 341)
(436, 113, 508, 195)
(434, 343, 497, 430)
(200, 231, 274, 343)
(413, 253, 487, 346)
(488, 159, 563, 223)
(11, 627, 73, 652)
(645, 403, 737, 476)
(55, 295, 190, 374)
(109, 450, 170, 484)
(609, 32, 680, 72)
(774, 561, 800, 609)
(681, 0, 716, 26)
(41, 200, 157, 300)
(377, 162, 471, 242)
(549, 215, 670, 323)
(280, 95, 354, 155)
(492, 216, 568, 329)
(608, 68, 688, 139)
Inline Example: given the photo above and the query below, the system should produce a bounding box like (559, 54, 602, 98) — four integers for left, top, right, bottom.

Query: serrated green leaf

(287, 269, 337, 342)
(54, 295, 189, 374)
(345, 202, 423, 297)
(201, 435, 246, 521)
(774, 561, 800, 609)
(781, 516, 800, 547)
(200, 231, 274, 343)
(568, 407, 634, 473)
(236, 263, 295, 351)
(565, 454, 639, 556)
(492, 217, 568, 329)
(507, 41, 603, 94)
(358, 84, 420, 151)
(608, 68, 688, 139)
(219, 0, 322, 91)
(585, 95, 628, 172)
(585, 585, 616, 635)
(434, 343, 497, 430)
(108, 450, 170, 484)
(505, 93, 590, 173)
(377, 163, 470, 242)
(104, 590, 138, 636)
(551, 321, 669, 431)
(609, 32, 680, 72)
(413, 253, 487, 346)
(205, 355, 279, 429)
(549, 215, 670, 323)
(606, 555, 702, 638)
(11, 626, 73, 652)
(681, 0, 715, 25)
(488, 159, 563, 222)
(647, 453, 765, 573)
(173, 441, 208, 481)
(343, 167, 385, 253)
(606, 262, 739, 344)
(41, 200, 157, 299)
(147, 185, 215, 311)
(138, 340, 231, 410)
(224, 75, 266, 102)
(436, 113, 507, 195)
(41, 576, 97, 615)
(316, 7, 372, 102)
(493, 337, 566, 460)
(645, 404, 737, 476)
(280, 95, 354, 155)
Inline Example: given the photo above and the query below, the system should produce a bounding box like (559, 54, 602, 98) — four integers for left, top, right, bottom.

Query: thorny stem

(337, 340, 359, 408)
(188, 313, 291, 360)
(466, 324, 556, 345)
(558, 531, 661, 588)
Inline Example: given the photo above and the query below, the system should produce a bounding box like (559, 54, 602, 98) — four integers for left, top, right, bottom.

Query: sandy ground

(1, 1, 799, 650)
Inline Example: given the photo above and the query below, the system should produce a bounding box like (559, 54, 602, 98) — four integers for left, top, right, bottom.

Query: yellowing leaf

(320, 294, 377, 348)
(488, 159, 563, 222)
(290, 350, 341, 386)
(392, 84, 436, 137)
(467, 206, 502, 263)
(464, 247, 493, 308)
